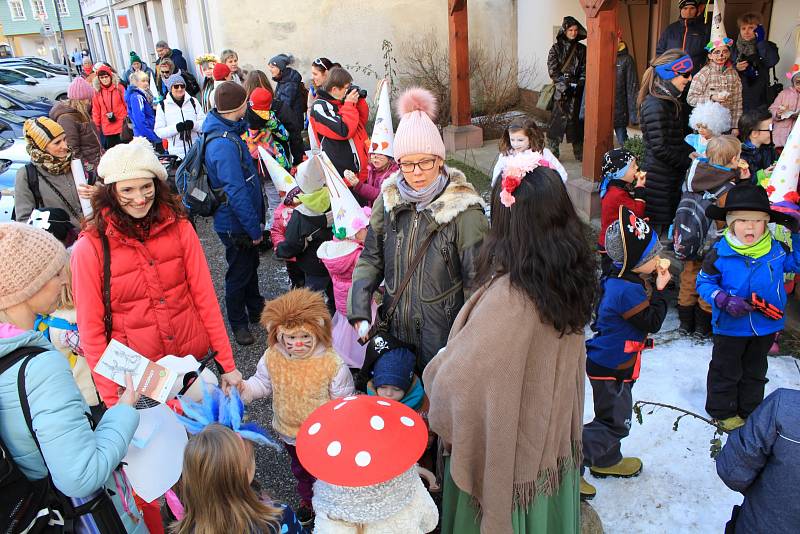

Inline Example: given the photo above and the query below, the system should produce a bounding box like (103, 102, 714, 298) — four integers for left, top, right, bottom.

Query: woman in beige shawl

(423, 160, 597, 534)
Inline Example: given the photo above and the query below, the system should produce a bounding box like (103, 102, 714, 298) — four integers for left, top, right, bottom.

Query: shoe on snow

(296, 503, 315, 526)
(580, 477, 596, 500)
(718, 416, 746, 431)
(589, 457, 643, 478)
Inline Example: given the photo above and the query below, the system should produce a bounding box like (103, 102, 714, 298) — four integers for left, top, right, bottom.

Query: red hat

(249, 88, 273, 118)
(96, 64, 113, 77)
(212, 62, 231, 81)
(296, 395, 427, 487)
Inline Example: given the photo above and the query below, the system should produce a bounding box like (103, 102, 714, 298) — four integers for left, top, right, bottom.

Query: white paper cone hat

(707, 0, 731, 50)
(258, 146, 296, 197)
(369, 79, 395, 157)
(294, 152, 326, 193)
(318, 152, 370, 239)
(768, 117, 800, 203)
(308, 120, 320, 151)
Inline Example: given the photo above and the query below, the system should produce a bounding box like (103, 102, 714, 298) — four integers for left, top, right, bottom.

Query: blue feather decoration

(177, 384, 280, 450)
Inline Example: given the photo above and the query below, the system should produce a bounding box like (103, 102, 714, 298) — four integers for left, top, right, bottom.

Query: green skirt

(441, 457, 580, 534)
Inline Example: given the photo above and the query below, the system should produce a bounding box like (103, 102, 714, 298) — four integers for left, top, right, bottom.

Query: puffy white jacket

(154, 93, 205, 159)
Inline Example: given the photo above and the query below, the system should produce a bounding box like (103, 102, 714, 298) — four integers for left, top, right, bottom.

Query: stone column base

(443, 124, 483, 152)
(566, 177, 601, 221)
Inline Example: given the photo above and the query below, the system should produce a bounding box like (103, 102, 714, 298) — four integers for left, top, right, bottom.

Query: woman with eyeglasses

(768, 65, 800, 150)
(91, 64, 127, 149)
(687, 31, 744, 132)
(154, 73, 206, 159)
(348, 88, 489, 373)
(637, 49, 695, 232)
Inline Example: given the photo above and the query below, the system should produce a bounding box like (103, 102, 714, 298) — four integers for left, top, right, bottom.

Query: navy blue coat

(273, 67, 304, 128)
(202, 110, 264, 240)
(717, 388, 800, 533)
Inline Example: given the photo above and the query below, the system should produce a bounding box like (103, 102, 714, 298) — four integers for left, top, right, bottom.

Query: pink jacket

(270, 203, 295, 261)
(352, 160, 399, 207)
(317, 240, 363, 314)
(71, 207, 235, 406)
(769, 87, 800, 147)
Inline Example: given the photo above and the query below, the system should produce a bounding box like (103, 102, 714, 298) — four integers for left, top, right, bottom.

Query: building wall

(769, 0, 798, 82)
(8, 29, 84, 60)
(0, 0, 84, 35)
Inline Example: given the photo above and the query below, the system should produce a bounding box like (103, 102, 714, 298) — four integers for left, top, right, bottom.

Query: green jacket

(348, 167, 488, 370)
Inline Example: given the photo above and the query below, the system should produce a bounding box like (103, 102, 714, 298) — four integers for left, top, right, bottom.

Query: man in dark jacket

(547, 16, 587, 161)
(731, 13, 780, 112)
(203, 82, 265, 345)
(655, 1, 710, 76)
(716, 388, 800, 533)
(155, 40, 188, 72)
(615, 42, 639, 146)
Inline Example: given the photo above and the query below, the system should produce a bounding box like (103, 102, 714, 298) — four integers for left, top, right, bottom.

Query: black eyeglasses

(399, 158, 438, 173)
(754, 125, 774, 132)
(172, 84, 185, 89)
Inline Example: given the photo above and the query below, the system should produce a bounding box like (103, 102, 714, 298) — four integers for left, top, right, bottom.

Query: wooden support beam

(582, 0, 618, 181)
(448, 0, 471, 127)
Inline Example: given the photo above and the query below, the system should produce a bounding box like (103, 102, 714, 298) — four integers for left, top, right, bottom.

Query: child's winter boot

(589, 457, 643, 478)
(693, 305, 712, 339)
(718, 415, 746, 431)
(580, 477, 596, 501)
(677, 305, 695, 335)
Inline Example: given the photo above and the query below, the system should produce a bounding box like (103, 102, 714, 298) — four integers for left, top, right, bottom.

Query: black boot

(693, 305, 712, 339)
(677, 305, 695, 335)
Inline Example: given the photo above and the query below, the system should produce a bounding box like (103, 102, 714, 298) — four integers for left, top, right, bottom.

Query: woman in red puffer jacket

(91, 64, 127, 149)
(72, 138, 242, 408)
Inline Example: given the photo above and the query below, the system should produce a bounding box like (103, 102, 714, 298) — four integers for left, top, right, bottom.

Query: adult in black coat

(547, 16, 586, 161)
(615, 42, 639, 145)
(731, 14, 780, 112)
(638, 49, 695, 230)
(271, 98, 306, 166)
(655, 1, 710, 76)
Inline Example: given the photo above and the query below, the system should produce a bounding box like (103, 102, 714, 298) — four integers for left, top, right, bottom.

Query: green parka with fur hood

(348, 167, 488, 371)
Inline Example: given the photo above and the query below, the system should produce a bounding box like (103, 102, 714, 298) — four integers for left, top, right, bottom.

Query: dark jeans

(615, 127, 628, 146)
(305, 273, 335, 315)
(103, 133, 122, 149)
(217, 232, 264, 328)
(285, 444, 315, 507)
(706, 334, 772, 419)
(582, 378, 634, 471)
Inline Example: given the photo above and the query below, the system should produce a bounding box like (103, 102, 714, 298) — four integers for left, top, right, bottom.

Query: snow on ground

(585, 309, 800, 533)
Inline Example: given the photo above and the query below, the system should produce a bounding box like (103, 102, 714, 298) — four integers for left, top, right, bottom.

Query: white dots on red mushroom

(333, 401, 348, 411)
(355, 451, 372, 467)
(344, 396, 358, 401)
(400, 416, 415, 427)
(376, 400, 391, 407)
(327, 441, 342, 457)
(308, 422, 321, 436)
(370, 415, 385, 430)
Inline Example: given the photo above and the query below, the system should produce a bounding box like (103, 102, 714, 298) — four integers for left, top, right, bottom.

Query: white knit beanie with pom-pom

(97, 137, 168, 185)
(393, 87, 446, 161)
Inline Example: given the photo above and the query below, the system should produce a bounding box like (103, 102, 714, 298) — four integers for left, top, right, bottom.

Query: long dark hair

(244, 70, 273, 98)
(84, 179, 186, 238)
(476, 167, 597, 335)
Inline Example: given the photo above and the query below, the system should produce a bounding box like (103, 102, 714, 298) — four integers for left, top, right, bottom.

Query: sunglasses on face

(678, 72, 692, 78)
(172, 84, 185, 89)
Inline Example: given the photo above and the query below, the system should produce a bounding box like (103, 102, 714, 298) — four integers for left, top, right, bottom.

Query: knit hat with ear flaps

(215, 81, 247, 114)
(393, 88, 446, 161)
(97, 137, 168, 184)
(0, 222, 68, 310)
(604, 206, 662, 275)
(23, 117, 64, 151)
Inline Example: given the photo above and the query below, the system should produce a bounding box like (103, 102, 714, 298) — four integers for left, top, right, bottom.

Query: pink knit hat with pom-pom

(393, 88, 446, 161)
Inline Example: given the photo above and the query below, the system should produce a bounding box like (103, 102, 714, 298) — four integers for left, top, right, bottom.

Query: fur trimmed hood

(381, 166, 485, 225)
(92, 69, 121, 91)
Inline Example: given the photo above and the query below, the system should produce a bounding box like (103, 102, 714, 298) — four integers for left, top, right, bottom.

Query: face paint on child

(282, 331, 315, 357)
(376, 385, 405, 401)
(509, 130, 531, 154)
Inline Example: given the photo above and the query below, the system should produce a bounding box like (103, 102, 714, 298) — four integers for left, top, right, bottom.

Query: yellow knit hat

(23, 117, 65, 151)
(0, 223, 67, 309)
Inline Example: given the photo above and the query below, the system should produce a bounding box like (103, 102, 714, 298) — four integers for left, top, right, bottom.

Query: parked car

(0, 126, 26, 221)
(0, 85, 52, 117)
(0, 56, 69, 76)
(0, 109, 26, 137)
(0, 68, 68, 101)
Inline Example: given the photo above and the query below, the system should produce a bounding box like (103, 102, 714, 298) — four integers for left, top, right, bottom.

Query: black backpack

(180, 69, 201, 96)
(175, 130, 240, 217)
(0, 347, 126, 533)
(672, 181, 734, 261)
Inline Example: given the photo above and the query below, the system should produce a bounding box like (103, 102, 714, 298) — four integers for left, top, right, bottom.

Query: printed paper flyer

(94, 340, 178, 403)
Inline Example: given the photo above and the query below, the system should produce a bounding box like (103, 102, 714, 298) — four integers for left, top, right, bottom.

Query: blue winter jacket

(697, 234, 800, 337)
(124, 85, 161, 144)
(716, 388, 800, 533)
(0, 328, 145, 532)
(202, 110, 264, 240)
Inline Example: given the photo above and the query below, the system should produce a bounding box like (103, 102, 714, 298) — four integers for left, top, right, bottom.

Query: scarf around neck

(736, 36, 757, 58)
(27, 145, 72, 176)
(397, 173, 448, 211)
(724, 227, 772, 258)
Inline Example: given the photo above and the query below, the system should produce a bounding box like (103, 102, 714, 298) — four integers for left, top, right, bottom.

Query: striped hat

(23, 117, 64, 151)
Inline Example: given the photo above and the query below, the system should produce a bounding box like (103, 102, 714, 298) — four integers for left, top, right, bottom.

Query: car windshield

(16, 67, 48, 79)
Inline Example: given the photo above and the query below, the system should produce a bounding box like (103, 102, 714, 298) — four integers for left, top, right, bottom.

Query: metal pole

(52, 0, 73, 79)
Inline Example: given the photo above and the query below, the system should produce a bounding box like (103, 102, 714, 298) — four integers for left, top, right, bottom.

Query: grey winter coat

(14, 164, 83, 226)
(716, 388, 800, 533)
(348, 168, 488, 371)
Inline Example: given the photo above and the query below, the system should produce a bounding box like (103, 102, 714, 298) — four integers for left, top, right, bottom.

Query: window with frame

(56, 0, 68, 16)
(7, 0, 25, 20)
(29, 0, 46, 20)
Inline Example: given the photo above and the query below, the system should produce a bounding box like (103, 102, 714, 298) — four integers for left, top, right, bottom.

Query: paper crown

(258, 147, 296, 197)
(706, 0, 732, 51)
(319, 152, 370, 238)
(296, 395, 427, 487)
(369, 79, 395, 157)
(767, 117, 800, 206)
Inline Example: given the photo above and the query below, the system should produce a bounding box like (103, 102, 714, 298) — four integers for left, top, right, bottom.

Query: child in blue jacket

(697, 184, 800, 431)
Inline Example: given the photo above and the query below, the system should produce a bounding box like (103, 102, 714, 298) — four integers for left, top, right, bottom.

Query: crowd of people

(1, 0, 800, 532)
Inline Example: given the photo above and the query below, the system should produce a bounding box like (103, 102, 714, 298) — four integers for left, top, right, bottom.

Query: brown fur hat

(261, 288, 332, 348)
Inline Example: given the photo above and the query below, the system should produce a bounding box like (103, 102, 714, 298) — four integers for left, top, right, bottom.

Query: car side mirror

(24, 77, 38, 85)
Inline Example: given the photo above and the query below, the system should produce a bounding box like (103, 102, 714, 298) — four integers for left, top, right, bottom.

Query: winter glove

(175, 121, 186, 132)
(183, 120, 194, 132)
(714, 292, 753, 318)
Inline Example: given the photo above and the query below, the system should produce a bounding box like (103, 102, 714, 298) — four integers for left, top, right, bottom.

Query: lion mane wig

(261, 288, 332, 349)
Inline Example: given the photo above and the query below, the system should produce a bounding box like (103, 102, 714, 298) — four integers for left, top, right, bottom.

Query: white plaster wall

(516, 0, 585, 90)
(768, 0, 798, 83)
